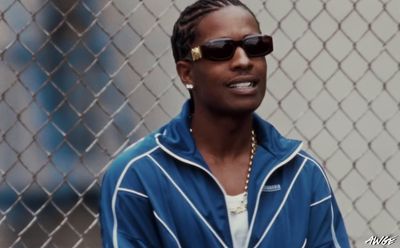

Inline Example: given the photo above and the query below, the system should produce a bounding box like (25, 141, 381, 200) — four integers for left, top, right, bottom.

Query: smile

(228, 81, 256, 89)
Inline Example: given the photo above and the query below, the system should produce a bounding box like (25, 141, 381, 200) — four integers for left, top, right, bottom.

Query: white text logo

(365, 235, 397, 246)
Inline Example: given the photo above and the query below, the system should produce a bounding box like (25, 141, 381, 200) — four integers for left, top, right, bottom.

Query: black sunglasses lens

(198, 35, 273, 61)
(244, 36, 273, 57)
(201, 40, 235, 61)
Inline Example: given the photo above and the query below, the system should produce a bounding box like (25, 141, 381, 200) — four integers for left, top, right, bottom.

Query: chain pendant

(229, 194, 248, 215)
(230, 205, 247, 214)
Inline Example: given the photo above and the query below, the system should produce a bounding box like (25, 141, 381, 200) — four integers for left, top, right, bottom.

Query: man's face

(189, 5, 267, 117)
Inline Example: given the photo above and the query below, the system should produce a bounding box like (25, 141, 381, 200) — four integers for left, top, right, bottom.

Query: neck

(190, 108, 254, 159)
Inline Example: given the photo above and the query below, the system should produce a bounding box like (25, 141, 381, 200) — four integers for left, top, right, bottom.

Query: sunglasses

(189, 34, 273, 62)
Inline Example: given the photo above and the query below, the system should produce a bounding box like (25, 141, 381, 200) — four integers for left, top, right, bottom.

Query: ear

(176, 60, 194, 88)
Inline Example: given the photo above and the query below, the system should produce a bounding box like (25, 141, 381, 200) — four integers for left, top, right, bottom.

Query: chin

(225, 99, 263, 116)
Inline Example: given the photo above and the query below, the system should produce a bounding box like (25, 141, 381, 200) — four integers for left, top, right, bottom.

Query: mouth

(228, 81, 256, 89)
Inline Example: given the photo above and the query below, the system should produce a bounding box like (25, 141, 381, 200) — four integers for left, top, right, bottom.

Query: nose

(230, 46, 252, 71)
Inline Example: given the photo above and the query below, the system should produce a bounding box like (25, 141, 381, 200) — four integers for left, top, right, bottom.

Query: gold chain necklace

(229, 129, 256, 215)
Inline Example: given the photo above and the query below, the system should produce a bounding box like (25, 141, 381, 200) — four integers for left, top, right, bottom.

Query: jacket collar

(156, 101, 302, 169)
(252, 114, 302, 163)
(155, 101, 205, 166)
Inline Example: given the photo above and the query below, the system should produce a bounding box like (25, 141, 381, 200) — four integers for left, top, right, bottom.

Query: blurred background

(0, 0, 399, 247)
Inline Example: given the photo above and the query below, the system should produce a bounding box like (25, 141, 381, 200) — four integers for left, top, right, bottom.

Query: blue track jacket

(100, 101, 350, 248)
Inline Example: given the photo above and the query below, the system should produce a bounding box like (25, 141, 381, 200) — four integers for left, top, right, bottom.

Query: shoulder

(296, 150, 333, 200)
(101, 133, 161, 189)
(297, 151, 328, 178)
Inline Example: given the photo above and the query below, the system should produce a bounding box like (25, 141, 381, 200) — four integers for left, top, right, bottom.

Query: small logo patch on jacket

(262, 184, 281, 192)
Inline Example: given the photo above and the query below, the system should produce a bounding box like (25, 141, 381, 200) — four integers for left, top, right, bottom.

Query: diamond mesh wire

(0, 0, 399, 247)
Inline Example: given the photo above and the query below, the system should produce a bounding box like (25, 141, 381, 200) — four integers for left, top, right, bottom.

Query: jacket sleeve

(99, 157, 162, 248)
(306, 163, 351, 248)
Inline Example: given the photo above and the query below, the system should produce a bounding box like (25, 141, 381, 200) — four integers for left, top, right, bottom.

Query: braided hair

(171, 0, 259, 62)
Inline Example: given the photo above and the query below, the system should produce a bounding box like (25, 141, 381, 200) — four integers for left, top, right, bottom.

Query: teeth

(229, 82, 253, 88)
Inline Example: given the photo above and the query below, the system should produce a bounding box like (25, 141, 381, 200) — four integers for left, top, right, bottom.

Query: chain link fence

(0, 0, 399, 247)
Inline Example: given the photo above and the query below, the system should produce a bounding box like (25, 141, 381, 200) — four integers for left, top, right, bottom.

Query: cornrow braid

(171, 0, 259, 62)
